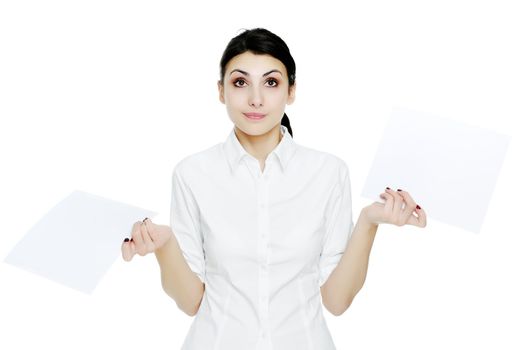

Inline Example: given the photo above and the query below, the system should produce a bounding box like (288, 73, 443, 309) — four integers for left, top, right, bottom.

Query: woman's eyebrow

(230, 69, 282, 77)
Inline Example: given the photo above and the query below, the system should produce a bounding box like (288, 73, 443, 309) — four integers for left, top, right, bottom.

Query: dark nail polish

(124, 237, 130, 242)
(416, 204, 421, 210)
(143, 217, 148, 222)
(386, 187, 390, 190)
(397, 189, 402, 191)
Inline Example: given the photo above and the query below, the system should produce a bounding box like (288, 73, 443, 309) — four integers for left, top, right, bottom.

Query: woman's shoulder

(172, 142, 223, 178)
(295, 143, 349, 172)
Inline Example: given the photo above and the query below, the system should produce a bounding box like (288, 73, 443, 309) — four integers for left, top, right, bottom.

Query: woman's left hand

(362, 187, 427, 228)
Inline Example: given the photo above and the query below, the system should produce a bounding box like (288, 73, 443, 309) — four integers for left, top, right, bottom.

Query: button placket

(257, 175, 269, 245)
(257, 173, 270, 329)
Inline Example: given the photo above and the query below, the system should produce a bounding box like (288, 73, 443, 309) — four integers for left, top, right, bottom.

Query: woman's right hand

(121, 218, 172, 261)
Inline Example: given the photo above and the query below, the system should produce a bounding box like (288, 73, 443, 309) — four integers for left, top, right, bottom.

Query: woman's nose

(248, 86, 263, 107)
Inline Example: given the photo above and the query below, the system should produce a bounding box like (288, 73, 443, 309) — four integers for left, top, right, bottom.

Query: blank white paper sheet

(361, 108, 511, 233)
(4, 190, 157, 294)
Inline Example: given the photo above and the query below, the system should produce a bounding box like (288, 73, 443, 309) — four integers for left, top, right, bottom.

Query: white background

(1, 0, 530, 349)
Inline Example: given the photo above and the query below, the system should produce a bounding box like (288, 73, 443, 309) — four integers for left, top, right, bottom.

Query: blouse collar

(222, 124, 297, 174)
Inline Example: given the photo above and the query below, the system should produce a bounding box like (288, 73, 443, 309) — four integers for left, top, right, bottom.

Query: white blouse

(170, 124, 355, 350)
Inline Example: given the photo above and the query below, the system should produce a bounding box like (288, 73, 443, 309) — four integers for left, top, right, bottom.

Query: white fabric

(170, 124, 355, 350)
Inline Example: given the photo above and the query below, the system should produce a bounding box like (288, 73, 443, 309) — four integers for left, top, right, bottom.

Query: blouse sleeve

(318, 161, 355, 288)
(170, 163, 206, 284)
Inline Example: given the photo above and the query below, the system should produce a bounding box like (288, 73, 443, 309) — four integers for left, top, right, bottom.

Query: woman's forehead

(226, 52, 286, 76)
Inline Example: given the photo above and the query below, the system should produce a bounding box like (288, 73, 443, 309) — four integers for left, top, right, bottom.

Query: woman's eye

(233, 78, 246, 87)
(266, 79, 278, 87)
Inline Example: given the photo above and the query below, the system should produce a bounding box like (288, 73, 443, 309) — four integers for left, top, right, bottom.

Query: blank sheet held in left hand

(3, 190, 156, 294)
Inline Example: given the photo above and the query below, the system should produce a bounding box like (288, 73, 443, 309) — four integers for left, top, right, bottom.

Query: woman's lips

(244, 112, 266, 120)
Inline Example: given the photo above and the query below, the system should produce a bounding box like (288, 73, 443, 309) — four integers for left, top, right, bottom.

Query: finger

(143, 218, 157, 239)
(396, 189, 418, 225)
(131, 221, 146, 255)
(121, 239, 136, 261)
(410, 204, 427, 228)
(380, 192, 394, 219)
(139, 219, 155, 253)
(143, 218, 163, 246)
(385, 188, 403, 222)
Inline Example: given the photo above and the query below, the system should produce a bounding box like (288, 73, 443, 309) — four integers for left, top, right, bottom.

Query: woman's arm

(320, 188, 427, 316)
(154, 231, 205, 317)
(320, 207, 377, 316)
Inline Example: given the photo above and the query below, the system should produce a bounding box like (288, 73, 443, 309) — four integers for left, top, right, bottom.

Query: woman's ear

(287, 82, 296, 105)
(218, 80, 225, 104)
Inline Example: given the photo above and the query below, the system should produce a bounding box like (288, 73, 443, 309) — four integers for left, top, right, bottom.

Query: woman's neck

(234, 124, 283, 164)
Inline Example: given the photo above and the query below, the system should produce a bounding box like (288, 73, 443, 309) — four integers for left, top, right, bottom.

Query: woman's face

(218, 51, 295, 136)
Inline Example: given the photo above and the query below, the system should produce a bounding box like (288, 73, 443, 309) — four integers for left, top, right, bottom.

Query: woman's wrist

(155, 226, 177, 254)
(359, 206, 379, 232)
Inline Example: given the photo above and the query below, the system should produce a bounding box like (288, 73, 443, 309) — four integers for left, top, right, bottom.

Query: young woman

(122, 27, 427, 350)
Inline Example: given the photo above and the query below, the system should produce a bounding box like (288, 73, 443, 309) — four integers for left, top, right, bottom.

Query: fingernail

(143, 217, 149, 222)
(416, 204, 421, 210)
(386, 187, 390, 190)
(124, 237, 130, 242)
(397, 189, 402, 191)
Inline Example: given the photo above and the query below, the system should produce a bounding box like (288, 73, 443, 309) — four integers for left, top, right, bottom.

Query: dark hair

(219, 28, 296, 138)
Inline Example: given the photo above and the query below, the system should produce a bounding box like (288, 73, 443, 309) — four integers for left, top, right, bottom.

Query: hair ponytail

(281, 113, 293, 138)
